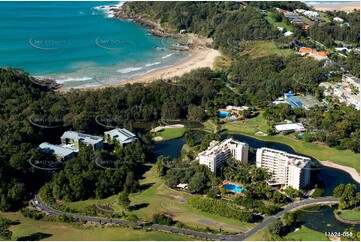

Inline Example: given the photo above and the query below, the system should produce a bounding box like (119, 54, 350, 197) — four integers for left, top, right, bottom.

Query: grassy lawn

(62, 164, 256, 233)
(264, 13, 293, 31)
(240, 41, 294, 59)
(285, 226, 329, 241)
(245, 226, 329, 241)
(153, 127, 185, 141)
(338, 208, 360, 221)
(0, 212, 193, 241)
(220, 113, 360, 172)
(214, 55, 232, 71)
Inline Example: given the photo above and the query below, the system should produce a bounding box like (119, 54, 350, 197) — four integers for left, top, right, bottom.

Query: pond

(153, 133, 360, 196)
(299, 205, 360, 233)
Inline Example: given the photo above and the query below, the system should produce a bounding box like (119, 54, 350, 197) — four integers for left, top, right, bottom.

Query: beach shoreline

(309, 2, 360, 12)
(59, 34, 221, 92)
(57, 1, 221, 92)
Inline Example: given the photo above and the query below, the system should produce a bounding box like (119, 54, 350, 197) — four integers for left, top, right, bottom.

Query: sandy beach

(115, 35, 221, 86)
(59, 35, 221, 92)
(320, 160, 360, 183)
(310, 2, 360, 12)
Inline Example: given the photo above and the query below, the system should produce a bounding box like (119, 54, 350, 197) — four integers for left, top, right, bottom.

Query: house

(298, 47, 328, 60)
(303, 10, 320, 19)
(60, 131, 103, 151)
(274, 123, 306, 133)
(320, 82, 360, 110)
(298, 47, 313, 55)
(342, 74, 360, 89)
(295, 9, 306, 13)
(38, 142, 75, 162)
(104, 128, 137, 146)
(283, 31, 293, 37)
(302, 24, 310, 30)
(333, 17, 344, 22)
(177, 183, 188, 189)
(335, 47, 352, 54)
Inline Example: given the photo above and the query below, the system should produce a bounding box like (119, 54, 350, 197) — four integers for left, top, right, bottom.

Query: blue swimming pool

(218, 111, 229, 118)
(222, 183, 245, 193)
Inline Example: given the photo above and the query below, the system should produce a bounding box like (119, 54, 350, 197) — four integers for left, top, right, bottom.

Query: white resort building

(256, 148, 311, 190)
(198, 138, 248, 175)
(104, 128, 137, 146)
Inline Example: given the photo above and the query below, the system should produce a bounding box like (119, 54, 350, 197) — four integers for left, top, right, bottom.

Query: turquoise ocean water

(0, 1, 187, 88)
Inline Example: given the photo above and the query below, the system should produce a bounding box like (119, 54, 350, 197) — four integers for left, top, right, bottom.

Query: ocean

(0, 1, 187, 88)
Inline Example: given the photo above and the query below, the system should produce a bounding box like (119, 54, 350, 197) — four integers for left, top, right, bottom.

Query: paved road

(234, 197, 340, 240)
(32, 194, 339, 241)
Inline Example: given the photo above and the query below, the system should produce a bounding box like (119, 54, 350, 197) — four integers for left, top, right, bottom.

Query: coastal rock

(112, 2, 176, 38)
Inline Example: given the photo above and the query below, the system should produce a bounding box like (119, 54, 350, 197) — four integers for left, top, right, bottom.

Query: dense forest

(309, 10, 360, 47)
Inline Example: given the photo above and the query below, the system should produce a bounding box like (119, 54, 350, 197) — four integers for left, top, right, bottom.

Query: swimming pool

(222, 183, 245, 193)
(218, 111, 229, 118)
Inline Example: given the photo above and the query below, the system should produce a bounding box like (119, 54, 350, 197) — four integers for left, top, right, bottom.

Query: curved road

(32, 194, 339, 241)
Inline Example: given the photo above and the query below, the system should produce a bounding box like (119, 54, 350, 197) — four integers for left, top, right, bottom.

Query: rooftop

(344, 74, 360, 84)
(61, 131, 103, 145)
(286, 95, 303, 108)
(258, 147, 310, 168)
(38, 142, 75, 158)
(274, 123, 306, 132)
(296, 95, 324, 109)
(104, 128, 137, 143)
(198, 138, 247, 157)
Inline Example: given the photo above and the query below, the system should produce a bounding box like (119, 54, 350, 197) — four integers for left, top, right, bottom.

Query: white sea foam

(145, 61, 161, 67)
(74, 83, 101, 89)
(93, 2, 125, 18)
(116, 67, 143, 74)
(162, 53, 174, 59)
(55, 76, 93, 84)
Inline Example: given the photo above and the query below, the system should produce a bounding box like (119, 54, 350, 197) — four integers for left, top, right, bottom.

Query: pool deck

(220, 180, 246, 195)
(218, 109, 243, 120)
